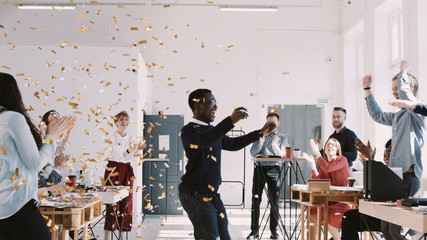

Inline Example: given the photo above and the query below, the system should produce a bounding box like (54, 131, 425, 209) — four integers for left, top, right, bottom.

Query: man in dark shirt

(179, 89, 274, 240)
(328, 107, 358, 170)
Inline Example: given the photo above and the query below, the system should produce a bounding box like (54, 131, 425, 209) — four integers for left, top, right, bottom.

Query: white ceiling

(4, 0, 342, 7)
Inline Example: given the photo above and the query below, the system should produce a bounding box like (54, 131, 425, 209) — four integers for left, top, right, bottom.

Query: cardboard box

(308, 179, 330, 191)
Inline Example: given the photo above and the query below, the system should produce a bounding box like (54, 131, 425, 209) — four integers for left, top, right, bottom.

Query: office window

(390, 9, 403, 66)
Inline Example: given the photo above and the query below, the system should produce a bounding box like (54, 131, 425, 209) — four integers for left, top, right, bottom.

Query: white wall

(343, 0, 427, 178)
(0, 44, 149, 215)
(139, 6, 341, 206)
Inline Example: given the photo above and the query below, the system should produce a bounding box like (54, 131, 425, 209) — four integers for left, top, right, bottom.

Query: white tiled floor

(88, 208, 297, 240)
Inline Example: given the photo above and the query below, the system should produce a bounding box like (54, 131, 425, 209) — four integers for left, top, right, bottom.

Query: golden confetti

(69, 102, 79, 109)
(220, 212, 225, 219)
(90, 0, 98, 3)
(117, 5, 125, 8)
(210, 155, 217, 162)
(144, 26, 152, 32)
(84, 129, 91, 136)
(148, 176, 155, 180)
(42, 138, 53, 144)
(77, 26, 90, 32)
(130, 27, 138, 31)
(28, 27, 38, 30)
(203, 197, 212, 202)
(227, 44, 234, 48)
(113, 16, 118, 23)
(60, 41, 67, 48)
(34, 92, 40, 99)
(109, 172, 119, 177)
(14, 186, 19, 191)
(74, 45, 80, 49)
(163, 4, 170, 8)
(2, 65, 11, 70)
(10, 168, 19, 182)
(190, 144, 198, 149)
(0, 25, 3, 28)
(19, 180, 28, 184)
(147, 75, 154, 78)
(207, 1, 214, 3)
(0, 146, 7, 155)
(77, 14, 86, 19)
(208, 184, 215, 191)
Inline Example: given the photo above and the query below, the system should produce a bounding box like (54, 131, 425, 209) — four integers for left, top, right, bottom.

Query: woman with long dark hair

(0, 72, 74, 240)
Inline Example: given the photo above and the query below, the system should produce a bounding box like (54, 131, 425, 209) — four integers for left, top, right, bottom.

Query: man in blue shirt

(247, 112, 287, 240)
(363, 61, 424, 239)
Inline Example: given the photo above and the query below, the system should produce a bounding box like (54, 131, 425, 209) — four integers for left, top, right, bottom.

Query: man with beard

(327, 107, 358, 170)
(179, 89, 275, 240)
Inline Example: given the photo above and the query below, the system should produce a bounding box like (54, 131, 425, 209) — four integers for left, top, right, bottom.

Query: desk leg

(316, 208, 321, 240)
(301, 204, 305, 240)
(83, 226, 88, 240)
(61, 230, 69, 240)
(323, 202, 328, 240)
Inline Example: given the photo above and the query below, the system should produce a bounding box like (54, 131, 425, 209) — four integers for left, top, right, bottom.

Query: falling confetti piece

(130, 27, 138, 31)
(109, 172, 119, 177)
(220, 212, 225, 219)
(117, 5, 125, 8)
(210, 155, 217, 162)
(203, 197, 213, 202)
(2, 65, 11, 70)
(190, 144, 198, 149)
(208, 184, 215, 191)
(42, 138, 53, 144)
(148, 176, 155, 180)
(113, 16, 118, 23)
(138, 40, 147, 44)
(77, 14, 86, 19)
(0, 146, 7, 155)
(10, 168, 19, 182)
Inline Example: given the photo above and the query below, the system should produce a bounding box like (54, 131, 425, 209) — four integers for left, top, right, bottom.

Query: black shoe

(246, 231, 259, 239)
(270, 232, 279, 239)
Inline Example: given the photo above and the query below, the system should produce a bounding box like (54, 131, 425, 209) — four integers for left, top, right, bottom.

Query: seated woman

(38, 110, 75, 187)
(302, 138, 351, 240)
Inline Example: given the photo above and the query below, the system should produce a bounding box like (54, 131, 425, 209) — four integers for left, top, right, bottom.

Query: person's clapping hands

(260, 121, 276, 136)
(138, 140, 147, 150)
(53, 153, 70, 170)
(309, 139, 322, 158)
(230, 107, 249, 124)
(355, 138, 376, 160)
(46, 116, 75, 140)
(302, 152, 318, 174)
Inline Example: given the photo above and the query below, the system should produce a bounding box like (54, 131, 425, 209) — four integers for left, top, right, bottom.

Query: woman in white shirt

(103, 111, 146, 240)
(0, 72, 73, 240)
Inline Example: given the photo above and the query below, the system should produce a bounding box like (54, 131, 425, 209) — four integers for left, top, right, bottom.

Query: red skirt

(310, 202, 351, 229)
(103, 161, 134, 231)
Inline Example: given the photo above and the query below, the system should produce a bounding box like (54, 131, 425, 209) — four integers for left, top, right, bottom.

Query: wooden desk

(359, 199, 427, 233)
(39, 200, 102, 240)
(291, 186, 362, 240)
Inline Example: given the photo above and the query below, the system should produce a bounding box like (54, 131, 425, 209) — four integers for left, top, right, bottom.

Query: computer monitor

(363, 160, 403, 201)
